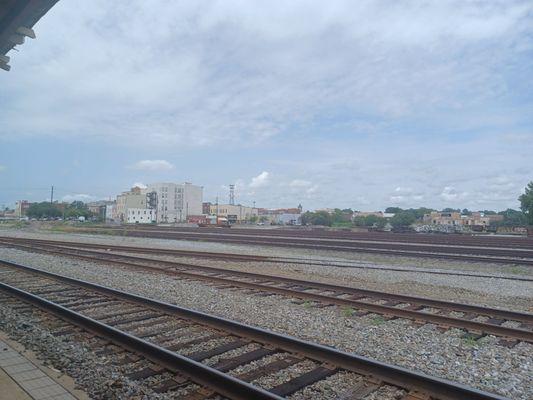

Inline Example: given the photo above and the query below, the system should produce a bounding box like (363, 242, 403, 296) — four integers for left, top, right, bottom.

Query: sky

(1, 0, 532, 211)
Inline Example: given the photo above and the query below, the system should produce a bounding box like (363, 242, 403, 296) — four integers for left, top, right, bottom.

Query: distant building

(126, 208, 156, 224)
(105, 203, 116, 222)
(257, 206, 303, 225)
(87, 200, 115, 220)
(145, 182, 203, 223)
(14, 200, 32, 217)
(207, 203, 258, 223)
(115, 187, 149, 222)
(423, 211, 503, 227)
(273, 213, 302, 225)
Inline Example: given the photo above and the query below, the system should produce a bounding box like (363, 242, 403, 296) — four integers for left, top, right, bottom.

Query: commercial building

(87, 200, 115, 220)
(115, 187, 148, 222)
(105, 203, 116, 222)
(258, 206, 303, 225)
(14, 200, 32, 217)
(352, 211, 395, 220)
(205, 203, 258, 223)
(423, 211, 503, 227)
(126, 208, 156, 224)
(145, 182, 203, 223)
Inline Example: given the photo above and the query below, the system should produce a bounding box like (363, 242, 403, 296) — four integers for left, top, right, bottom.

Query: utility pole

(50, 185, 54, 204)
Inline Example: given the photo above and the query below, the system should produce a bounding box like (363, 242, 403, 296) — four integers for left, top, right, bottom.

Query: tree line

(301, 181, 533, 228)
(26, 201, 95, 219)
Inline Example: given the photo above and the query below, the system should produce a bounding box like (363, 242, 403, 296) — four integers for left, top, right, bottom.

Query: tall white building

(126, 208, 156, 224)
(145, 182, 203, 223)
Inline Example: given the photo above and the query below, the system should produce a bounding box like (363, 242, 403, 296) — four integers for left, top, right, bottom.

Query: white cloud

(289, 179, 312, 188)
(2, 1, 531, 148)
(132, 182, 147, 189)
(130, 160, 174, 171)
(306, 185, 318, 195)
(440, 186, 468, 202)
(249, 171, 270, 188)
(62, 194, 96, 202)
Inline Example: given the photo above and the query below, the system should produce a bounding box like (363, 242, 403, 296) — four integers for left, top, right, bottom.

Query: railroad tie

(236, 356, 301, 382)
(186, 339, 247, 362)
(269, 365, 338, 397)
(337, 380, 381, 399)
(152, 374, 189, 393)
(213, 347, 277, 372)
(127, 365, 165, 380)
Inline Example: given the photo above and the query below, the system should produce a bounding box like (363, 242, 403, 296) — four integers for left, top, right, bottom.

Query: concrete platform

(0, 335, 82, 400)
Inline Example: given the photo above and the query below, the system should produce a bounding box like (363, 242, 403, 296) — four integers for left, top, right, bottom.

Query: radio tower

(229, 184, 235, 205)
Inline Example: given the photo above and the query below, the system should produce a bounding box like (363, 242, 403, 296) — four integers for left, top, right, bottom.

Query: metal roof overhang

(0, 0, 59, 71)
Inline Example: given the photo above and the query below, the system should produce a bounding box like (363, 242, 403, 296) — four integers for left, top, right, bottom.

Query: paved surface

(0, 339, 76, 400)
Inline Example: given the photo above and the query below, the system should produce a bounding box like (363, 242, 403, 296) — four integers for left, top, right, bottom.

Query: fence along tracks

(0, 259, 509, 400)
(2, 238, 532, 345)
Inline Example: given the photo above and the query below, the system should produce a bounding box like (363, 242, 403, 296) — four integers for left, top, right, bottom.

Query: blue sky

(1, 0, 532, 211)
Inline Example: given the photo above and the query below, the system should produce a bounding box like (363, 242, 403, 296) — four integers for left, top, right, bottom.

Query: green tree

(385, 207, 403, 214)
(64, 201, 92, 219)
(410, 207, 433, 220)
(249, 215, 258, 223)
(442, 207, 460, 213)
(389, 211, 416, 228)
(495, 209, 527, 227)
(312, 211, 333, 226)
(301, 211, 333, 226)
(481, 210, 497, 215)
(519, 181, 533, 225)
(26, 202, 62, 219)
(352, 214, 385, 228)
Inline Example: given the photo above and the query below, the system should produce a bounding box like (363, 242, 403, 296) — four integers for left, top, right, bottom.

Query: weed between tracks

(342, 307, 355, 317)
(462, 334, 481, 347)
(370, 316, 386, 325)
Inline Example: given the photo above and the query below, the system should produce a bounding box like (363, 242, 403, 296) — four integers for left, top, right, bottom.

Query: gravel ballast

(0, 229, 531, 311)
(1, 245, 531, 399)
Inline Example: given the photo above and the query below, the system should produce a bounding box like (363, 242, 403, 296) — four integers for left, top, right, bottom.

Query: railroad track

(83, 225, 533, 249)
(2, 239, 532, 345)
(2, 236, 531, 282)
(56, 227, 533, 266)
(0, 259, 510, 400)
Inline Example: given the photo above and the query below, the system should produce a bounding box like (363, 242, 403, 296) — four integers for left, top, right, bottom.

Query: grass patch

(302, 300, 313, 308)
(370, 315, 386, 325)
(507, 265, 528, 275)
(462, 334, 480, 347)
(342, 307, 355, 317)
(0, 220, 30, 229)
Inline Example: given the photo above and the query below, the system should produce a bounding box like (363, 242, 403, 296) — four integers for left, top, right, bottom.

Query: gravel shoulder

(1, 229, 531, 311)
(0, 245, 531, 399)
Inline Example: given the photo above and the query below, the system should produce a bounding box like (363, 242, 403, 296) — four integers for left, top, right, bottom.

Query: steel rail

(0, 236, 271, 261)
(113, 231, 533, 258)
(97, 229, 533, 266)
(0, 280, 282, 400)
(79, 225, 533, 249)
(6, 239, 532, 322)
(4, 241, 532, 342)
(0, 259, 508, 400)
(2, 237, 531, 282)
